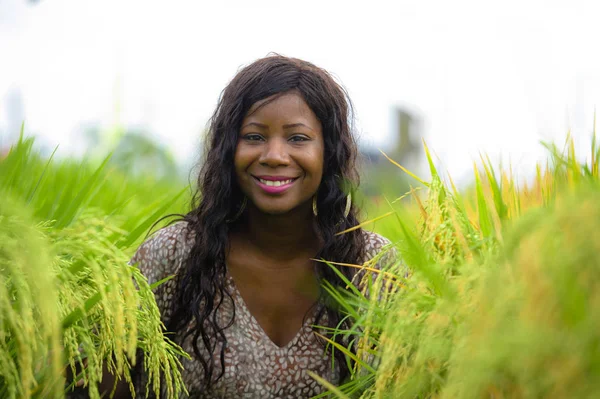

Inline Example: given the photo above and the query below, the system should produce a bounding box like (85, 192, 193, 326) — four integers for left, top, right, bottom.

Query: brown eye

(243, 134, 264, 142)
(289, 135, 309, 143)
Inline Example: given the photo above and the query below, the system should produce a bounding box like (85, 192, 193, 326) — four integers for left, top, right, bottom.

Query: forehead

(244, 92, 320, 125)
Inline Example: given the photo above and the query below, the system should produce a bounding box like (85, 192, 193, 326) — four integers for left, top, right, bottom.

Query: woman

(132, 55, 393, 398)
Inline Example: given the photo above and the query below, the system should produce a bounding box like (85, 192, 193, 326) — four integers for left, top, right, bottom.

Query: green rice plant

(0, 130, 190, 398)
(443, 184, 600, 398)
(0, 195, 63, 398)
(321, 129, 600, 398)
(0, 127, 189, 256)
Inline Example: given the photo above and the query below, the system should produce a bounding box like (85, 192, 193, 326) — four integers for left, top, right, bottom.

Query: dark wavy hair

(168, 55, 366, 387)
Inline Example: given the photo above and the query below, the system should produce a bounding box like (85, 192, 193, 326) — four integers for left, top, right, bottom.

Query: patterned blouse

(132, 222, 392, 399)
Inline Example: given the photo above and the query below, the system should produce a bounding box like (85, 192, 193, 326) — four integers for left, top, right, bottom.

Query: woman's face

(234, 91, 324, 216)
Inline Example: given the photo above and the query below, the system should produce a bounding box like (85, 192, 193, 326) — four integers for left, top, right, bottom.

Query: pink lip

(255, 175, 296, 181)
(253, 176, 297, 194)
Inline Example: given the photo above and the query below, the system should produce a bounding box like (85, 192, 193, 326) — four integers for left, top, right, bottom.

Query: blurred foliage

(83, 126, 184, 182)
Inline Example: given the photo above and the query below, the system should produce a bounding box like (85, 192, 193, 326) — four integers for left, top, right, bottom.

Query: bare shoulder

(129, 221, 195, 286)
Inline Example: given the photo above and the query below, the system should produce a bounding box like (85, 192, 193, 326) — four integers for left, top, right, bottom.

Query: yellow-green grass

(322, 129, 600, 398)
(3, 122, 599, 399)
(0, 130, 190, 398)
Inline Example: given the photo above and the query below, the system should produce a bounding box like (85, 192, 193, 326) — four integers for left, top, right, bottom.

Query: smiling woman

(235, 91, 324, 216)
(129, 55, 395, 398)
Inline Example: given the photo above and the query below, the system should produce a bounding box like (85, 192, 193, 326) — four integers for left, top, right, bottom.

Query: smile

(253, 176, 298, 194)
(257, 178, 294, 187)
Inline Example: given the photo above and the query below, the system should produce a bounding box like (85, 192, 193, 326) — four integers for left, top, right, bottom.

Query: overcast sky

(1, 0, 598, 182)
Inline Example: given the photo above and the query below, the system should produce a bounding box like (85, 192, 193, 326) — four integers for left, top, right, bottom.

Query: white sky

(0, 0, 598, 183)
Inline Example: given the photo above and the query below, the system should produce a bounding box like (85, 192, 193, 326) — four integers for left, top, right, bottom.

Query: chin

(252, 198, 312, 216)
(255, 203, 301, 216)
(260, 207, 292, 216)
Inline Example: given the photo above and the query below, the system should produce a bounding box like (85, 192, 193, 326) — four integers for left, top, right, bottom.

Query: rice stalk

(0, 134, 189, 398)
(318, 132, 600, 398)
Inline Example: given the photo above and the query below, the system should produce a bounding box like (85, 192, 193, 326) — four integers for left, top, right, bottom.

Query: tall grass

(3, 122, 599, 399)
(0, 129, 189, 398)
(323, 129, 600, 398)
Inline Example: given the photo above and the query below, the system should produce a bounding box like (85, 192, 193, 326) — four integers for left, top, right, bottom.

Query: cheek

(309, 150, 325, 185)
(233, 150, 248, 185)
(234, 146, 248, 171)
(315, 157, 324, 178)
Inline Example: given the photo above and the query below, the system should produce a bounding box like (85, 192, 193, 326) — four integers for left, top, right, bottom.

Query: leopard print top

(131, 222, 392, 398)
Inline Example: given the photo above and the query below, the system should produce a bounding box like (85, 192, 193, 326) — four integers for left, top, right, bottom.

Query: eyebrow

(241, 122, 314, 130)
(283, 123, 313, 130)
(241, 122, 268, 129)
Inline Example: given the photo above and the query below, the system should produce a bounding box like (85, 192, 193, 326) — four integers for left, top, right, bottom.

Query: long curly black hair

(168, 55, 366, 387)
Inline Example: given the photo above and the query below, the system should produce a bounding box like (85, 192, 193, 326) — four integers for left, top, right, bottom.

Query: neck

(235, 203, 320, 260)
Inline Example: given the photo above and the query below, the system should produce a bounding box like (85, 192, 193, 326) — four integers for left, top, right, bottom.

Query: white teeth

(258, 178, 293, 187)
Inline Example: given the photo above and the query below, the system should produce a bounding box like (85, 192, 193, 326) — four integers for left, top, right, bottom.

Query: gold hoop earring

(227, 197, 247, 223)
(343, 193, 352, 219)
(312, 195, 318, 217)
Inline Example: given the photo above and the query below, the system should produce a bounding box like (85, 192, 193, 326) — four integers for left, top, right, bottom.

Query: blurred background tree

(83, 125, 182, 182)
(360, 106, 424, 210)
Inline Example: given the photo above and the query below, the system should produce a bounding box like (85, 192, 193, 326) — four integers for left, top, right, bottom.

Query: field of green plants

(1, 124, 599, 398)
(324, 133, 600, 399)
(0, 129, 189, 398)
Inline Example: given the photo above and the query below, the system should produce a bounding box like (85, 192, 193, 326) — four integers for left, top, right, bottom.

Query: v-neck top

(131, 222, 392, 398)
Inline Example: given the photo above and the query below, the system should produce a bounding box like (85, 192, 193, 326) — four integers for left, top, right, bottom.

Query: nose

(259, 138, 290, 167)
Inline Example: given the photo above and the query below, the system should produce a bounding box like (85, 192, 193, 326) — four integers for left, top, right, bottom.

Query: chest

(229, 265, 320, 348)
(227, 252, 319, 347)
(177, 277, 338, 398)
